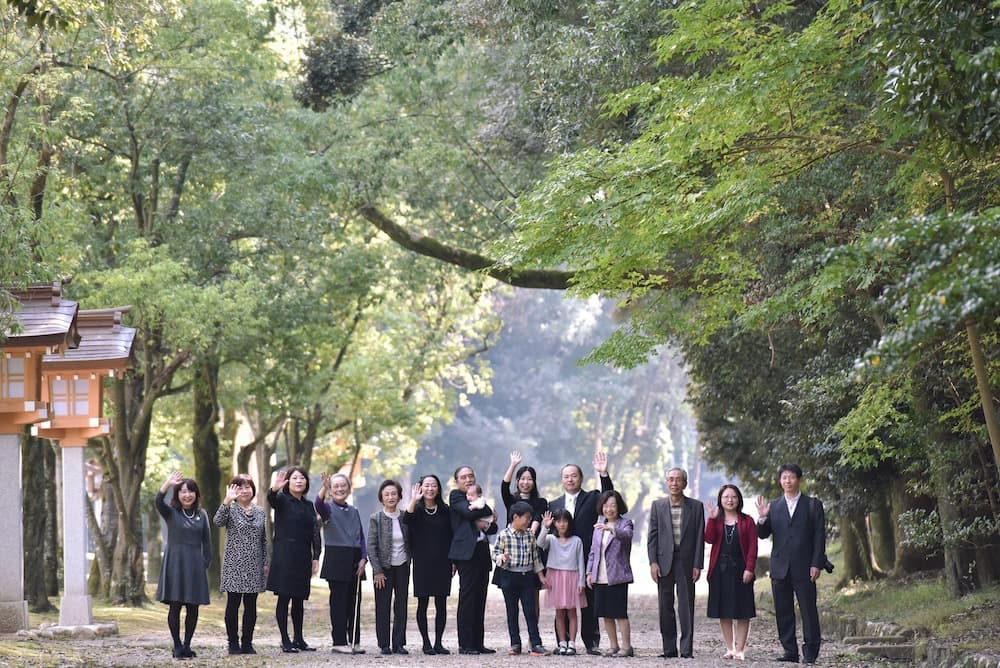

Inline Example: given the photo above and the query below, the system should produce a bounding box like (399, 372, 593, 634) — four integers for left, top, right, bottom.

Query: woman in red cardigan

(705, 484, 757, 661)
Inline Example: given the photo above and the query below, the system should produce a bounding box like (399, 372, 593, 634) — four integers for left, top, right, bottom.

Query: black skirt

(707, 525, 756, 619)
(593, 583, 629, 619)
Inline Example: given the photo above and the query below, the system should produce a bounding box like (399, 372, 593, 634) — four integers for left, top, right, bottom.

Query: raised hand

(510, 450, 523, 467)
(272, 469, 287, 492)
(706, 500, 719, 520)
(755, 495, 770, 518)
(320, 472, 332, 489)
(542, 510, 553, 528)
(167, 470, 184, 486)
(593, 451, 608, 476)
(224, 484, 240, 504)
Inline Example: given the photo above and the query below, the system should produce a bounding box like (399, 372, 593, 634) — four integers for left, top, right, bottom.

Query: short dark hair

(561, 463, 584, 478)
(598, 489, 628, 515)
(228, 474, 256, 498)
(378, 479, 402, 504)
(453, 465, 474, 481)
(510, 501, 533, 519)
(169, 478, 201, 510)
(778, 463, 803, 479)
(282, 466, 310, 494)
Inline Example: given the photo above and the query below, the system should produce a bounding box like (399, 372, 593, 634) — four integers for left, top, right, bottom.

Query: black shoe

(171, 644, 186, 660)
(775, 655, 800, 663)
(680, 654, 693, 659)
(180, 647, 195, 658)
(240, 644, 256, 655)
(228, 642, 243, 655)
(477, 646, 496, 654)
(586, 647, 603, 656)
(458, 648, 480, 655)
(394, 647, 409, 655)
(380, 647, 393, 655)
(803, 659, 817, 665)
(433, 644, 450, 655)
(658, 651, 679, 658)
(292, 639, 316, 652)
(422, 643, 436, 655)
(281, 641, 299, 653)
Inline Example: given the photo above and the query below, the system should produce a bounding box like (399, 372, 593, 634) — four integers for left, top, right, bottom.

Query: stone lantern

(0, 282, 79, 632)
(35, 307, 136, 626)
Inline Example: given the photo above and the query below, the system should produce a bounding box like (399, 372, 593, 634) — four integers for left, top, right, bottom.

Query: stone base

(0, 600, 28, 633)
(59, 594, 93, 626)
(15, 620, 118, 640)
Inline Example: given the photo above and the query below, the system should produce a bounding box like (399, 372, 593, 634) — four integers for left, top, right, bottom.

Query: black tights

(276, 595, 305, 643)
(416, 595, 447, 646)
(166, 602, 199, 648)
(225, 592, 258, 644)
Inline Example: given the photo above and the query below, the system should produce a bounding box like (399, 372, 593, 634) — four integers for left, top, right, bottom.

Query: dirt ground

(1, 579, 893, 667)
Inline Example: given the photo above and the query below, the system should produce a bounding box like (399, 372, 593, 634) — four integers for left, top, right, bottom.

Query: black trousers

(374, 562, 410, 650)
(454, 540, 491, 650)
(772, 576, 821, 661)
(328, 577, 361, 646)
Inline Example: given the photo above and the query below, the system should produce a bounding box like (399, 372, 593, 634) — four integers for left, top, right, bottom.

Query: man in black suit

(756, 463, 826, 664)
(547, 451, 612, 655)
(647, 467, 705, 658)
(448, 465, 497, 655)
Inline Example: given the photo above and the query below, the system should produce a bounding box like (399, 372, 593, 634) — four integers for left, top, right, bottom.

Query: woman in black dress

(705, 484, 757, 661)
(155, 471, 211, 660)
(401, 474, 453, 655)
(267, 467, 322, 653)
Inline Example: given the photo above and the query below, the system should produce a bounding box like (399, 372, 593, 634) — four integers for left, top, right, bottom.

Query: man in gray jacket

(647, 468, 705, 659)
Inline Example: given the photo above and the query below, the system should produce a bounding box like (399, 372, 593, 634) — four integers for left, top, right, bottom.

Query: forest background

(1, 0, 998, 620)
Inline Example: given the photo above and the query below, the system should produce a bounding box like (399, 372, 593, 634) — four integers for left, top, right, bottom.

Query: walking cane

(351, 571, 364, 652)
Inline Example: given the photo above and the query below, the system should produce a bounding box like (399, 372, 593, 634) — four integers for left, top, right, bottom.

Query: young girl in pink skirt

(536, 509, 587, 655)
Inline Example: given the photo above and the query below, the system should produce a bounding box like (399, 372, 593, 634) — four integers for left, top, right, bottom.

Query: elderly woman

(156, 471, 212, 660)
(402, 474, 454, 655)
(368, 479, 411, 655)
(315, 472, 367, 654)
(213, 474, 268, 655)
(586, 489, 635, 657)
(267, 467, 321, 653)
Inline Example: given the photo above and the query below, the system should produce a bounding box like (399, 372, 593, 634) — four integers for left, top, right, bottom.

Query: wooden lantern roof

(43, 307, 135, 372)
(3, 281, 80, 350)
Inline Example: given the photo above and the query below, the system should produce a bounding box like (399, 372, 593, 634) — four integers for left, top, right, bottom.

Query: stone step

(857, 643, 916, 660)
(844, 635, 912, 645)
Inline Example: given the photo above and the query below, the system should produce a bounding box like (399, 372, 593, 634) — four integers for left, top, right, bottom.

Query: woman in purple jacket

(586, 490, 634, 657)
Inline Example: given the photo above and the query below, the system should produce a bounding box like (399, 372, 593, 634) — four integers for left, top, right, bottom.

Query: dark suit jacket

(757, 493, 826, 580)
(647, 495, 705, 575)
(548, 474, 613, 556)
(447, 488, 497, 561)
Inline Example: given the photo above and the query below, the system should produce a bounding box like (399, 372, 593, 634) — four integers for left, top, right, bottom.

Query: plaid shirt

(493, 526, 543, 573)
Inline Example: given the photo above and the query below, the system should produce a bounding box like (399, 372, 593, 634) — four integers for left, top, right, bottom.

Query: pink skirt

(544, 568, 587, 609)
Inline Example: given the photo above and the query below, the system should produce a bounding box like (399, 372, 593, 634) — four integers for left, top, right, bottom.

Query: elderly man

(647, 468, 705, 659)
(547, 451, 612, 655)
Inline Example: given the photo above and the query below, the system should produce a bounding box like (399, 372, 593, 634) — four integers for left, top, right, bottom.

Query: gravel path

(4, 579, 889, 666)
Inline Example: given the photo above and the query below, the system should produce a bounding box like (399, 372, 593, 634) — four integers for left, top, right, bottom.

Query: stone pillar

(59, 446, 92, 625)
(0, 433, 28, 631)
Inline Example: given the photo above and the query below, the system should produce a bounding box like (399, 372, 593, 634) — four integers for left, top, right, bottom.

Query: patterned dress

(213, 502, 268, 593)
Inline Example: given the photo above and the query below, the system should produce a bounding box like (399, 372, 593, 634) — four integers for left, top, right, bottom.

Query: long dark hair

(717, 484, 747, 518)
(418, 474, 445, 508)
(512, 465, 540, 499)
(169, 478, 201, 511)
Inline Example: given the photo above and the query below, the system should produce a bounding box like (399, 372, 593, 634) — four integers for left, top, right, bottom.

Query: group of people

(154, 457, 826, 663)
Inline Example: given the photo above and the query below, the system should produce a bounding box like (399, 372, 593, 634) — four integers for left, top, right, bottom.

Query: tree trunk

(22, 433, 53, 612)
(44, 441, 61, 598)
(85, 478, 114, 599)
(192, 354, 222, 589)
(145, 503, 163, 584)
(867, 485, 895, 573)
(890, 476, 942, 575)
(839, 512, 874, 586)
(964, 318, 1000, 476)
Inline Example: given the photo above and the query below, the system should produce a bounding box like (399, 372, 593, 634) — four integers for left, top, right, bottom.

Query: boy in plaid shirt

(494, 501, 549, 656)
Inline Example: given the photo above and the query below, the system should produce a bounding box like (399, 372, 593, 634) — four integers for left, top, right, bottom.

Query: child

(494, 501, 549, 656)
(466, 484, 487, 510)
(536, 509, 586, 655)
